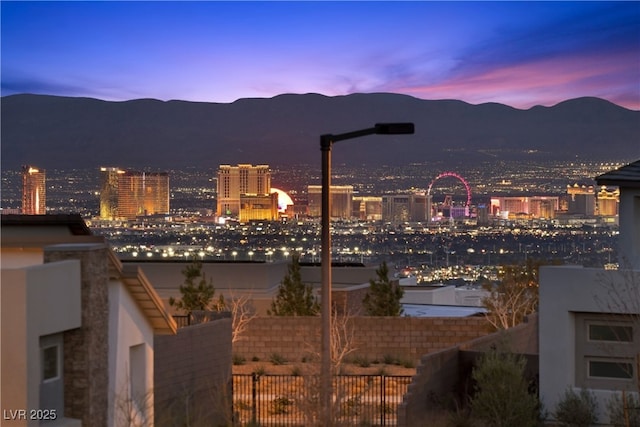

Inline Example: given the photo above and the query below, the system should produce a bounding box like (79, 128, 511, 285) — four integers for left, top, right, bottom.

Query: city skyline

(1, 1, 638, 110)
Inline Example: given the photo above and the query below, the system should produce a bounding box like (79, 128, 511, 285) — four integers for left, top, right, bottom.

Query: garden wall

(397, 314, 539, 427)
(155, 313, 233, 427)
(233, 315, 491, 365)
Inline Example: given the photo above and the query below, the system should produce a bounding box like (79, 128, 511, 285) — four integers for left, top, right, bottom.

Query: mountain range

(1, 93, 638, 171)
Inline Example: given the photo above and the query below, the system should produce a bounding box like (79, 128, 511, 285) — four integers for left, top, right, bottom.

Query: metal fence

(173, 311, 231, 329)
(233, 374, 412, 426)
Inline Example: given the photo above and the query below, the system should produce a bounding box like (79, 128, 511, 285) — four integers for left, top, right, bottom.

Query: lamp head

(374, 123, 415, 135)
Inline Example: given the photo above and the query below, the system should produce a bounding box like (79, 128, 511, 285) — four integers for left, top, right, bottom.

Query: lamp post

(320, 122, 414, 424)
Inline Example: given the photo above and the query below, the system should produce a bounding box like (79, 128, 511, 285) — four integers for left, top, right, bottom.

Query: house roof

(596, 159, 640, 188)
(110, 252, 176, 335)
(2, 214, 176, 335)
(1, 213, 92, 235)
(402, 304, 487, 317)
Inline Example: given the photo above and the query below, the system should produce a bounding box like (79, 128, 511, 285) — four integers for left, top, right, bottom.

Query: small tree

(554, 387, 598, 427)
(471, 349, 539, 427)
(169, 260, 217, 313)
(482, 259, 546, 329)
(225, 290, 257, 344)
(607, 391, 640, 427)
(363, 261, 404, 316)
(268, 254, 319, 316)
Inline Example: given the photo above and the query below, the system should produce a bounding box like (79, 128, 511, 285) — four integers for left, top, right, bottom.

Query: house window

(575, 313, 638, 389)
(129, 344, 146, 402)
(589, 324, 633, 342)
(588, 359, 634, 380)
(41, 345, 59, 382)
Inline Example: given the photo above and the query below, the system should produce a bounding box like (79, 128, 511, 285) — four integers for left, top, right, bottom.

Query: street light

(320, 122, 414, 424)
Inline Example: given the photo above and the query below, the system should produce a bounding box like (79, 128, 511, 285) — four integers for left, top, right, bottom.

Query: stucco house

(1, 214, 176, 427)
(539, 160, 640, 424)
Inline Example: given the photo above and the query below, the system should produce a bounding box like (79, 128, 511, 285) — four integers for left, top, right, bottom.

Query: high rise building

(307, 185, 353, 219)
(596, 186, 619, 216)
(352, 196, 383, 221)
(22, 166, 46, 215)
(239, 193, 279, 222)
(217, 164, 272, 217)
(567, 184, 596, 216)
(117, 171, 170, 220)
(382, 193, 430, 223)
(383, 195, 411, 222)
(534, 199, 557, 219)
(490, 196, 559, 219)
(477, 204, 490, 226)
(99, 167, 125, 220)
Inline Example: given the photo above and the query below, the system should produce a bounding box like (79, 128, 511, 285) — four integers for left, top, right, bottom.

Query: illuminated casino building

(352, 196, 383, 221)
(490, 196, 560, 219)
(567, 183, 596, 216)
(597, 186, 619, 216)
(216, 164, 279, 221)
(117, 171, 170, 220)
(99, 167, 125, 220)
(307, 185, 353, 219)
(22, 165, 46, 215)
(382, 194, 430, 223)
(239, 193, 279, 222)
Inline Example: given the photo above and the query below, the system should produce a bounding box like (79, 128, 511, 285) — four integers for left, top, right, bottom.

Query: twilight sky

(2, 1, 639, 110)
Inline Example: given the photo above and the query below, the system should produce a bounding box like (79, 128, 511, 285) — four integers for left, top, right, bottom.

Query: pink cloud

(392, 51, 640, 110)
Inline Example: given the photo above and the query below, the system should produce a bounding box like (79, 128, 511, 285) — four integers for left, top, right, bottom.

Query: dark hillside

(2, 93, 638, 170)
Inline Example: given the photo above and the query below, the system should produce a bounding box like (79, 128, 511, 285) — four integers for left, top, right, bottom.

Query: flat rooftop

(402, 304, 487, 317)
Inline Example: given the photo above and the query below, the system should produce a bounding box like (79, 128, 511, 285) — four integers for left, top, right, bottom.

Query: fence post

(380, 374, 385, 426)
(252, 372, 258, 426)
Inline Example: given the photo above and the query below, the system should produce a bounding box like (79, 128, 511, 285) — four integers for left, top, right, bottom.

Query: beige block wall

(397, 314, 539, 427)
(233, 316, 491, 365)
(154, 315, 233, 427)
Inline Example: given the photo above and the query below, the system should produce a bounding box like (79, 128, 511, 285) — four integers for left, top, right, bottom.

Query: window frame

(575, 313, 638, 389)
(41, 344, 60, 383)
(586, 357, 635, 380)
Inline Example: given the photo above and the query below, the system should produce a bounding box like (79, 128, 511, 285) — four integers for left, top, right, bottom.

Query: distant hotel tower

(352, 196, 383, 221)
(99, 167, 125, 219)
(99, 168, 169, 220)
(490, 196, 559, 219)
(382, 193, 430, 223)
(22, 165, 46, 214)
(118, 171, 170, 220)
(307, 185, 353, 219)
(217, 164, 277, 220)
(567, 183, 596, 216)
(597, 186, 619, 216)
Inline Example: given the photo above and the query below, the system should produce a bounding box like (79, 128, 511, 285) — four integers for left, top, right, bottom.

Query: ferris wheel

(427, 172, 472, 207)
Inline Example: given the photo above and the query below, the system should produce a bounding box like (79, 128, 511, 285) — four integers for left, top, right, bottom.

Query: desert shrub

(400, 358, 415, 369)
(269, 353, 287, 365)
(232, 354, 246, 365)
(607, 392, 640, 427)
(383, 354, 397, 365)
(352, 355, 371, 368)
(554, 387, 598, 427)
(471, 349, 539, 427)
(448, 405, 477, 427)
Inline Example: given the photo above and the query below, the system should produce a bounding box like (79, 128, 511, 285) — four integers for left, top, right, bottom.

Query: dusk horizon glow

(1, 1, 639, 110)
